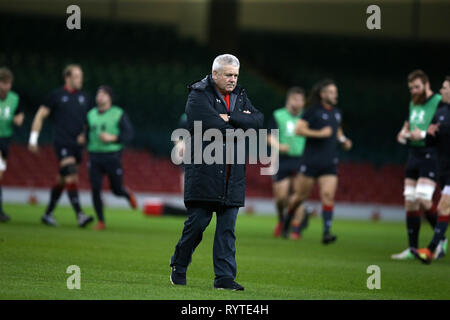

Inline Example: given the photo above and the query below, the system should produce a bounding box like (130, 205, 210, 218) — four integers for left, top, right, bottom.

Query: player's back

(433, 102, 450, 173)
(302, 103, 341, 164)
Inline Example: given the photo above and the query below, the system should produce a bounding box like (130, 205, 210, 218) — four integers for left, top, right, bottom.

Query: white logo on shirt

(439, 115, 445, 121)
(216, 98, 221, 103)
(78, 95, 85, 104)
(322, 113, 329, 120)
(62, 96, 69, 103)
(286, 121, 295, 135)
(335, 112, 341, 123)
(1, 106, 11, 119)
(410, 109, 425, 123)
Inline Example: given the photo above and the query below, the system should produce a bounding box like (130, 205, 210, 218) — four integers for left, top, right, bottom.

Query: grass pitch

(0, 203, 448, 300)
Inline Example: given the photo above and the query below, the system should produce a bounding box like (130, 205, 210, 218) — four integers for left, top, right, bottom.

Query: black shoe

(0, 212, 10, 222)
(322, 233, 337, 245)
(77, 213, 94, 228)
(170, 266, 186, 286)
(214, 280, 244, 291)
(41, 213, 58, 227)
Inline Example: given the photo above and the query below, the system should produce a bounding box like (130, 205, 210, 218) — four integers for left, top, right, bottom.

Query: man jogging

(85, 86, 137, 230)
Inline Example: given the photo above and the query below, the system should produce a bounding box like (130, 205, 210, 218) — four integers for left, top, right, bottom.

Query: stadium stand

(3, 144, 409, 205)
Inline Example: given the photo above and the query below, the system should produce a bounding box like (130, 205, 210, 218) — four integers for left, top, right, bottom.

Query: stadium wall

(239, 0, 450, 41)
(1, 0, 450, 42)
(0, 0, 210, 43)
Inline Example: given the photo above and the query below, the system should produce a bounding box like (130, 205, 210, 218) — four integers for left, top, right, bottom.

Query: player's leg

(392, 178, 420, 259)
(88, 156, 106, 230)
(317, 174, 338, 244)
(170, 204, 214, 285)
(213, 205, 242, 290)
(415, 191, 450, 263)
(432, 192, 449, 258)
(105, 154, 137, 209)
(41, 146, 66, 226)
(41, 174, 65, 226)
(60, 157, 82, 216)
(298, 204, 316, 233)
(288, 173, 315, 239)
(404, 178, 422, 248)
(272, 177, 290, 237)
(180, 169, 185, 195)
(0, 152, 9, 222)
(416, 177, 438, 230)
(60, 152, 93, 228)
(418, 151, 440, 229)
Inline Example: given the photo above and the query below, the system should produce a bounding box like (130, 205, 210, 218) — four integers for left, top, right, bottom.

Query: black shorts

(88, 152, 124, 190)
(0, 137, 11, 160)
(299, 159, 338, 178)
(54, 143, 84, 164)
(405, 149, 439, 182)
(272, 155, 302, 182)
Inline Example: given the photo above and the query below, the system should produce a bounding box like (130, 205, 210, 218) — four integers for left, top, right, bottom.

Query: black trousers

(170, 202, 239, 284)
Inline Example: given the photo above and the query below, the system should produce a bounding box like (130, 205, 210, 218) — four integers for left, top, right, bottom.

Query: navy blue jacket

(183, 75, 264, 207)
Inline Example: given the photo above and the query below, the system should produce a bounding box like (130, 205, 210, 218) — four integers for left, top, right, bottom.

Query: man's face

(212, 65, 239, 94)
(408, 78, 427, 105)
(286, 93, 305, 115)
(66, 67, 83, 90)
(321, 84, 338, 106)
(440, 80, 450, 104)
(0, 80, 12, 97)
(96, 89, 111, 106)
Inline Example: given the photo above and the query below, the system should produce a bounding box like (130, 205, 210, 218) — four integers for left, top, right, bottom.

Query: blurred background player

(413, 76, 450, 263)
(288, 79, 352, 243)
(392, 70, 441, 260)
(28, 64, 94, 228)
(84, 85, 136, 230)
(0, 67, 24, 222)
(267, 86, 309, 238)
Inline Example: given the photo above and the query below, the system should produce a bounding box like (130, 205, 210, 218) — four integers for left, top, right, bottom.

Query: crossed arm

(28, 105, 51, 152)
(186, 91, 263, 132)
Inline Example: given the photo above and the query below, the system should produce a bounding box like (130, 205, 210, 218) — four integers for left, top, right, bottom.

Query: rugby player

(392, 70, 442, 260)
(0, 67, 24, 222)
(28, 64, 94, 227)
(287, 79, 352, 244)
(267, 87, 308, 238)
(413, 76, 450, 263)
(84, 86, 136, 230)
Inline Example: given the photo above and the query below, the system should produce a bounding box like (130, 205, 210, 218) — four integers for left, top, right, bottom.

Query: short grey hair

(212, 54, 240, 74)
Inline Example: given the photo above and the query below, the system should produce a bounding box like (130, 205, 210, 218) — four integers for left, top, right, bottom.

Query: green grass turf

(0, 203, 449, 300)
